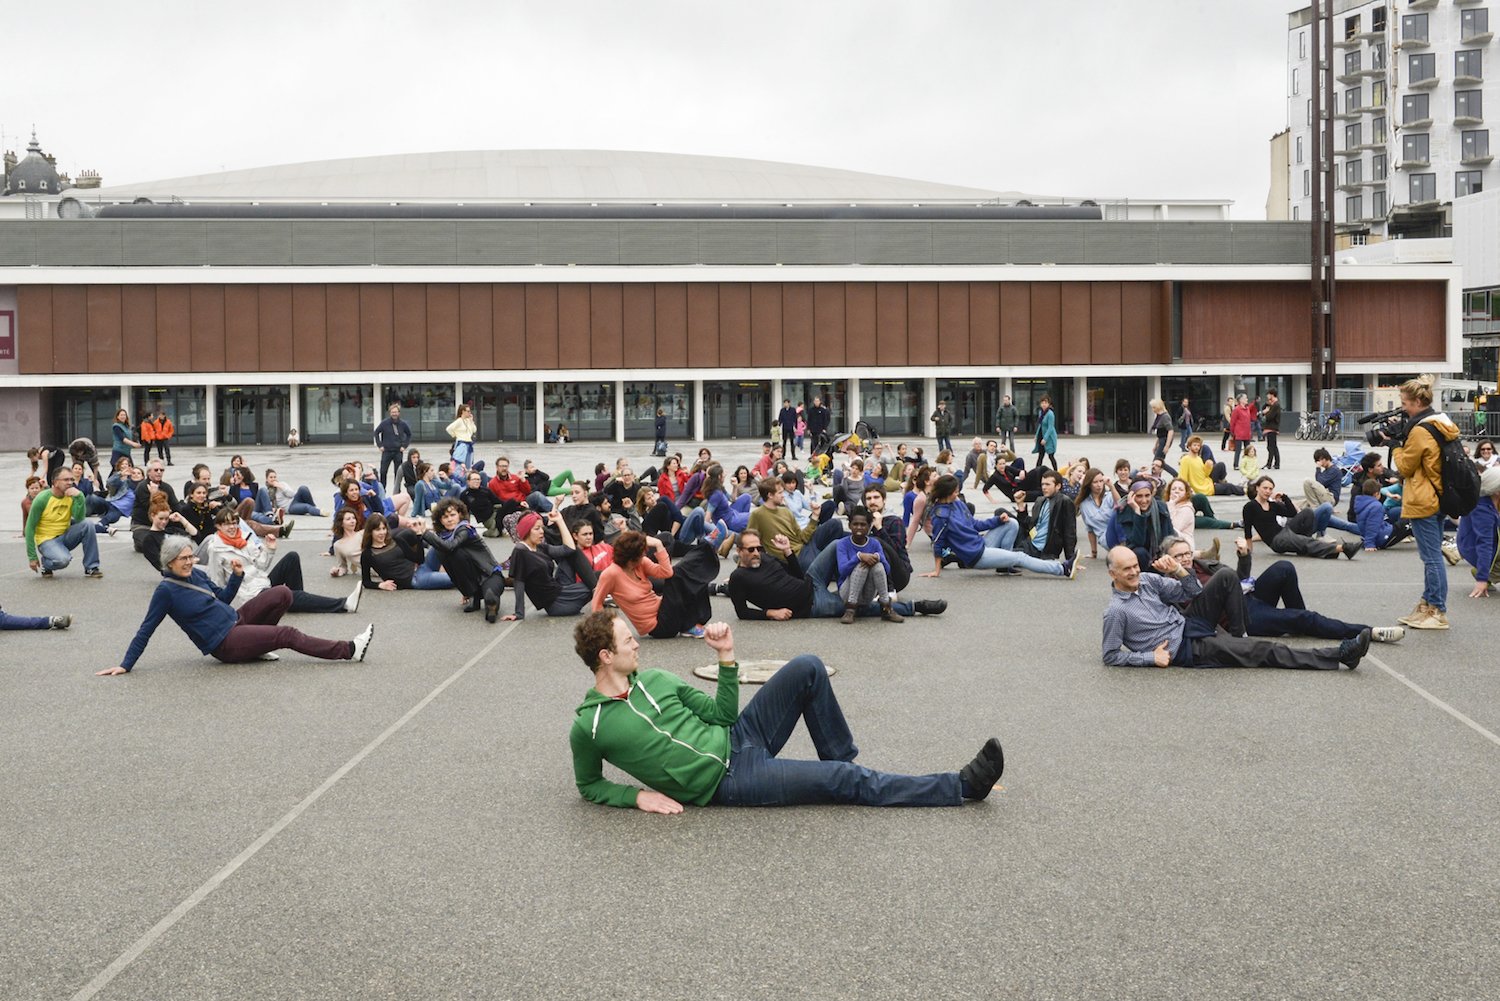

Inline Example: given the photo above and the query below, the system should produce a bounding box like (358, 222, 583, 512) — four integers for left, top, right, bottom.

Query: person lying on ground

(725, 529, 944, 621)
(568, 613, 1003, 811)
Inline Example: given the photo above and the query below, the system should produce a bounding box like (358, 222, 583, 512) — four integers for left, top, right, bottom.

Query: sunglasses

(741, 545, 763, 553)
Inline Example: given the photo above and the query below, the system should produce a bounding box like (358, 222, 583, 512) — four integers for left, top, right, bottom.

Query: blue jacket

(1353, 493, 1392, 550)
(834, 534, 889, 584)
(120, 569, 244, 671)
(1457, 498, 1499, 583)
(1105, 499, 1173, 554)
(929, 500, 1004, 568)
(1032, 409, 1057, 456)
(1316, 464, 1345, 503)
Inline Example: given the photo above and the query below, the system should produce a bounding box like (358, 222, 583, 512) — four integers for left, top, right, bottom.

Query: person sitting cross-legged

(1101, 545, 1369, 671)
(568, 613, 1005, 811)
(99, 537, 374, 676)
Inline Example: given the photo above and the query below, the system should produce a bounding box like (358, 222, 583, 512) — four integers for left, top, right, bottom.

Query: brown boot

(1397, 602, 1430, 626)
(880, 602, 905, 623)
(840, 604, 857, 625)
(1205, 537, 1221, 564)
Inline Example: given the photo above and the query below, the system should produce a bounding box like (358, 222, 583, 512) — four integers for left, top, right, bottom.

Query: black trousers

(267, 552, 347, 613)
(379, 448, 404, 493)
(1186, 629, 1342, 670)
(1264, 431, 1280, 469)
(1183, 566, 1248, 637)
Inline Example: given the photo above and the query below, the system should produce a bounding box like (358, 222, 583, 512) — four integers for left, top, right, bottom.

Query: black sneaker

(1337, 627, 1371, 669)
(1341, 540, 1359, 560)
(85, 568, 104, 579)
(39, 569, 53, 578)
(709, 581, 728, 597)
(960, 737, 1005, 801)
(994, 567, 1022, 575)
(913, 599, 947, 615)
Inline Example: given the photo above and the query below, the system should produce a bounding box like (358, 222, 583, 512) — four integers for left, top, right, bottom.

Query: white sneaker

(1371, 626, 1405, 644)
(351, 624, 375, 662)
(345, 582, 362, 613)
(258, 652, 280, 661)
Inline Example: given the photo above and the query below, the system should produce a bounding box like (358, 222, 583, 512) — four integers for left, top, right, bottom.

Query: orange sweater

(591, 547, 673, 633)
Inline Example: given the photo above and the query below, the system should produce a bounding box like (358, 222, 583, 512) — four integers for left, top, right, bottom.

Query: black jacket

(423, 525, 501, 596)
(1016, 494, 1077, 561)
(727, 554, 814, 620)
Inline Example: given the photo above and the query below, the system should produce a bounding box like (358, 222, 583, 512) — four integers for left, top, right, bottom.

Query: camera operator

(1382, 375, 1462, 630)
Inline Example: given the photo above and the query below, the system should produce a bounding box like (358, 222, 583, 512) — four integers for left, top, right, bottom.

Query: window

(1299, 31, 1307, 59)
(1461, 8, 1489, 41)
(1372, 6, 1386, 33)
(1403, 133, 1430, 164)
(1296, 135, 1304, 163)
(1401, 13, 1428, 43)
(1346, 159, 1363, 185)
(1307, 98, 1314, 125)
(1372, 115, 1387, 143)
(1346, 86, 1361, 111)
(1403, 93, 1429, 124)
(1457, 171, 1484, 197)
(1292, 68, 1300, 95)
(1373, 152, 1388, 180)
(1346, 195, 1364, 220)
(1457, 90, 1484, 121)
(1345, 122, 1362, 149)
(1371, 80, 1386, 108)
(1303, 169, 1311, 196)
(1408, 52, 1435, 84)
(1462, 129, 1490, 159)
(1292, 206, 1301, 221)
(1345, 14, 1360, 40)
(1371, 43, 1386, 71)
(1345, 51, 1362, 76)
(1456, 50, 1483, 81)
(1373, 189, 1387, 217)
(1410, 173, 1437, 203)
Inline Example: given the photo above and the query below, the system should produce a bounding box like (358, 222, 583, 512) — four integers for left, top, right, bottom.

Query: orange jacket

(156, 416, 175, 440)
(140, 420, 157, 442)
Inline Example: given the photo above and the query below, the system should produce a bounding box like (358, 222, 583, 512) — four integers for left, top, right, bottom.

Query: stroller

(1332, 440, 1367, 489)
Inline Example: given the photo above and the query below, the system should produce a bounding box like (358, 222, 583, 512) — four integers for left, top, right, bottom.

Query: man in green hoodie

(569, 612, 1004, 812)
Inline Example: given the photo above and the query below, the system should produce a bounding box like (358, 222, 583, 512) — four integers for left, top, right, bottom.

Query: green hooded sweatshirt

(570, 665, 739, 808)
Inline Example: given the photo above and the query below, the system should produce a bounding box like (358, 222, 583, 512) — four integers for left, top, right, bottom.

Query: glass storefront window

(301, 384, 374, 445)
(1010, 379, 1074, 437)
(1162, 376, 1222, 440)
(624, 382, 693, 441)
(218, 386, 290, 447)
(465, 382, 536, 444)
(858, 379, 922, 437)
(781, 379, 848, 437)
(544, 382, 615, 441)
(1084, 377, 1147, 435)
(935, 378, 999, 437)
(48, 386, 119, 448)
(383, 383, 457, 443)
(704, 380, 771, 439)
(133, 386, 209, 446)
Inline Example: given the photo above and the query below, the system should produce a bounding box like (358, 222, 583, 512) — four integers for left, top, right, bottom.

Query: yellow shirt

(1179, 454, 1216, 497)
(34, 492, 75, 545)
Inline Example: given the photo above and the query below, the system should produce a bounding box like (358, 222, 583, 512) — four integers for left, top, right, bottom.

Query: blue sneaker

(679, 625, 706, 639)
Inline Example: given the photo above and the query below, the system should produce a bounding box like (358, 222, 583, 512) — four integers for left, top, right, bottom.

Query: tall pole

(1322, 1, 1337, 391)
(1309, 1, 1338, 406)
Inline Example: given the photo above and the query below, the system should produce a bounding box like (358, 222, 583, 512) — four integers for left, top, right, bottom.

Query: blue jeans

(257, 485, 323, 520)
(710, 655, 961, 807)
(970, 519, 1064, 575)
(0, 605, 50, 629)
(796, 518, 847, 572)
(805, 545, 914, 617)
(452, 440, 474, 467)
(678, 508, 727, 546)
(412, 547, 452, 590)
(38, 522, 100, 573)
(1309, 502, 1357, 537)
(1410, 513, 1447, 612)
(526, 491, 554, 514)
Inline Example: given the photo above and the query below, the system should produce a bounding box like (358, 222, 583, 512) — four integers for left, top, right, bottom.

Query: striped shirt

(1100, 573, 1202, 667)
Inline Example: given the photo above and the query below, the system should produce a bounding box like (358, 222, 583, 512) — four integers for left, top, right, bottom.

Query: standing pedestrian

(1032, 396, 1058, 471)
(1261, 390, 1283, 469)
(374, 403, 412, 495)
(776, 399, 798, 459)
(653, 407, 669, 457)
(1148, 398, 1175, 462)
(1229, 394, 1253, 468)
(1219, 397, 1235, 452)
(1390, 375, 1461, 630)
(995, 395, 1019, 454)
(446, 403, 477, 470)
(806, 396, 831, 454)
(110, 409, 140, 471)
(930, 400, 954, 455)
(1177, 397, 1194, 453)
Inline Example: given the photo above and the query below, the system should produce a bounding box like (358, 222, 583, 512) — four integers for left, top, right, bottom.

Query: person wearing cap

(98, 536, 375, 676)
(569, 614, 1005, 811)
(502, 510, 598, 620)
(1457, 466, 1500, 598)
(1102, 545, 1369, 671)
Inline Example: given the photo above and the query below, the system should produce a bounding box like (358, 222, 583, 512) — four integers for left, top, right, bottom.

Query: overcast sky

(6, 1, 1299, 217)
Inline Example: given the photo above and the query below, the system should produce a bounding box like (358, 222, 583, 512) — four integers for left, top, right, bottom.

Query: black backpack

(1420, 419, 1481, 519)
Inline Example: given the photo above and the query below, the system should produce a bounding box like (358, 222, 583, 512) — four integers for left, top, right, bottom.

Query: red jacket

(488, 473, 530, 504)
(1229, 405, 1254, 441)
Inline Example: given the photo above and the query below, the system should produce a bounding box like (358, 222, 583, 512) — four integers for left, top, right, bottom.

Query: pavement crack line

(1365, 651, 1500, 749)
(69, 620, 521, 1001)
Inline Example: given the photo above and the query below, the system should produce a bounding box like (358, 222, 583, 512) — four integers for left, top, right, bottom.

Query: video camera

(1358, 406, 1409, 447)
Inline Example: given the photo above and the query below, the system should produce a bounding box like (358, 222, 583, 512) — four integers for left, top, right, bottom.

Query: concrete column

(1074, 375, 1089, 436)
(119, 384, 131, 418)
(615, 379, 626, 444)
(289, 383, 301, 442)
(536, 381, 546, 445)
(847, 378, 861, 429)
(694, 380, 705, 442)
(924, 377, 938, 440)
(204, 385, 217, 448)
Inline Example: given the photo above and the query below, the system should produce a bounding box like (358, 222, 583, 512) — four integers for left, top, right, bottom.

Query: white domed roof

(74, 149, 1014, 205)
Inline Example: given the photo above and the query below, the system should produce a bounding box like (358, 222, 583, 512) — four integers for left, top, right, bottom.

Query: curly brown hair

(611, 530, 648, 567)
(573, 610, 619, 671)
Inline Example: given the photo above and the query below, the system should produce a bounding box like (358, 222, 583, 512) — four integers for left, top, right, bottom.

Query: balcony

(1407, 72, 1440, 89)
(1338, 178, 1366, 192)
(1396, 36, 1431, 50)
(1396, 157, 1432, 169)
(1359, 65, 1388, 78)
(1337, 105, 1363, 120)
(1338, 69, 1364, 84)
(1461, 152, 1495, 165)
(1454, 71, 1484, 86)
(1335, 35, 1362, 49)
(1461, 30, 1494, 44)
(1408, 0, 1438, 9)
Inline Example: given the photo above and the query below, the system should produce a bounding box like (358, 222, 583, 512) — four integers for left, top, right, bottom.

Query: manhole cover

(692, 659, 836, 685)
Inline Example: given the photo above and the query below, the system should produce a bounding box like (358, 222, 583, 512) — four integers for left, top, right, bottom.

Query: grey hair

(1157, 535, 1191, 557)
(158, 536, 198, 566)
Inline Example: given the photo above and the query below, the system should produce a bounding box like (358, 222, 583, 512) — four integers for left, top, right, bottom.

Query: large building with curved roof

(0, 149, 1459, 451)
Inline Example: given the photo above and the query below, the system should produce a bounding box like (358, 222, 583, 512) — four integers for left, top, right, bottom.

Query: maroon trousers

(211, 585, 353, 663)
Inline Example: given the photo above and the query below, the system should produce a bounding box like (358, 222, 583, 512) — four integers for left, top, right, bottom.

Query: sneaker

(716, 535, 736, 558)
(85, 567, 104, 579)
(708, 581, 728, 597)
(39, 569, 53, 578)
(49, 615, 71, 630)
(345, 582, 362, 614)
(1409, 608, 1450, 630)
(1204, 537, 1221, 564)
(960, 737, 1005, 801)
(1440, 542, 1460, 566)
(913, 599, 947, 616)
(1337, 627, 1371, 668)
(679, 625, 706, 638)
(258, 652, 280, 661)
(351, 623, 375, 662)
(1397, 602, 1430, 626)
(1063, 557, 1081, 580)
(279, 520, 296, 539)
(106, 523, 119, 537)
(1341, 541, 1359, 560)
(1371, 626, 1405, 644)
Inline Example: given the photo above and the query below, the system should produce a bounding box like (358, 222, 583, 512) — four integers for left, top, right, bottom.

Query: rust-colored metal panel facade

(8, 279, 1447, 375)
(85, 286, 123, 375)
